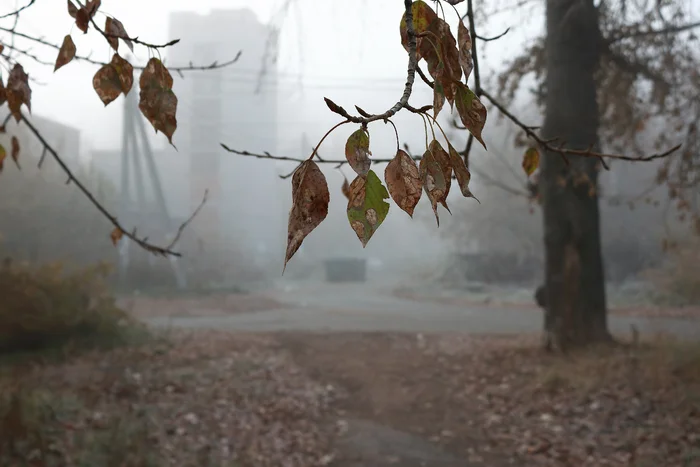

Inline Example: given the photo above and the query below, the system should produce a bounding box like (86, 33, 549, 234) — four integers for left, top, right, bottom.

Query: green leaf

(455, 83, 487, 149)
(522, 147, 540, 176)
(345, 128, 371, 176)
(347, 170, 390, 247)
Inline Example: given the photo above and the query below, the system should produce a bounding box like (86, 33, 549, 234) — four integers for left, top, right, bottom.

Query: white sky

(5, 0, 535, 154)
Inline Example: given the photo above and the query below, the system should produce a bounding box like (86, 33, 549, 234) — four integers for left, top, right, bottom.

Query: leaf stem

(308, 120, 351, 161)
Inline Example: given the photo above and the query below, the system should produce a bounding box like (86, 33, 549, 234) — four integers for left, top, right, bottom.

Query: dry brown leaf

(428, 139, 452, 212)
(455, 83, 487, 149)
(110, 227, 123, 246)
(105, 17, 133, 52)
(67, 0, 78, 18)
(341, 176, 351, 200)
(457, 21, 474, 81)
(10, 136, 20, 169)
(419, 148, 448, 226)
(0, 144, 6, 172)
(448, 144, 475, 199)
(285, 160, 329, 269)
(0, 78, 6, 107)
(55, 35, 76, 72)
(139, 58, 177, 145)
(6, 64, 31, 122)
(92, 54, 133, 106)
(385, 149, 423, 217)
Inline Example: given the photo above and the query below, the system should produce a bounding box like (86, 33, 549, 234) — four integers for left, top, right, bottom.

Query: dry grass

(0, 331, 340, 467)
(280, 332, 700, 467)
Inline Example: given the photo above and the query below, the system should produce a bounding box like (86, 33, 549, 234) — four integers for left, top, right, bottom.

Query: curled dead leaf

(385, 149, 422, 217)
(457, 21, 474, 80)
(10, 136, 20, 169)
(55, 35, 77, 72)
(341, 176, 351, 200)
(285, 160, 329, 270)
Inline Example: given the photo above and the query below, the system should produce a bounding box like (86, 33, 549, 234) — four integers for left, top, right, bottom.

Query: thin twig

(476, 27, 510, 42)
(88, 15, 179, 50)
(0, 26, 242, 72)
(323, 0, 417, 124)
(480, 90, 680, 163)
(606, 20, 700, 44)
(19, 113, 201, 257)
(0, 0, 35, 20)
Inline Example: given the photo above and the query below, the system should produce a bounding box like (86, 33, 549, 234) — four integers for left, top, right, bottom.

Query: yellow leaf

(522, 147, 540, 176)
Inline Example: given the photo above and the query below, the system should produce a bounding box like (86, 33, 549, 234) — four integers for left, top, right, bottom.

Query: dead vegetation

(0, 260, 146, 356)
(280, 332, 700, 466)
(0, 331, 340, 467)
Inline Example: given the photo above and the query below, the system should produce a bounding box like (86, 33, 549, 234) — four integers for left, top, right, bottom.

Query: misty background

(0, 0, 693, 300)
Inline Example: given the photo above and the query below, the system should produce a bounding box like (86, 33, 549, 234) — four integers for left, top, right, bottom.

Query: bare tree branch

(0, 26, 242, 72)
(323, 0, 418, 124)
(606, 20, 700, 44)
(480, 90, 681, 163)
(19, 113, 205, 257)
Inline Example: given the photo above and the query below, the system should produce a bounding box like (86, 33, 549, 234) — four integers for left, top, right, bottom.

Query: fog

(0, 0, 694, 300)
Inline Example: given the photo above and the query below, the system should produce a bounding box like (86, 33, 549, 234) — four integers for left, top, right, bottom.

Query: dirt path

(274, 332, 700, 467)
(139, 283, 700, 339)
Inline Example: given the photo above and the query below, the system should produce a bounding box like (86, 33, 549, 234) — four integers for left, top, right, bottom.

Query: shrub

(0, 259, 146, 354)
(644, 238, 700, 306)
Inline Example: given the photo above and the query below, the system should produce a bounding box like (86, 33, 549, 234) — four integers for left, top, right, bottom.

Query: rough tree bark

(540, 0, 613, 350)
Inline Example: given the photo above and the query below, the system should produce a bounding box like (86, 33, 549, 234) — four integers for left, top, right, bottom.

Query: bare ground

(280, 332, 700, 467)
(3, 330, 699, 467)
(119, 292, 290, 319)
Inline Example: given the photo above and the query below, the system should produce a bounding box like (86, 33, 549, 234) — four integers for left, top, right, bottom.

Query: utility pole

(117, 87, 187, 290)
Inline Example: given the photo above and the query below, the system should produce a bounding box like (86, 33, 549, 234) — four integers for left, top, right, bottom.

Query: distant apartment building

(165, 8, 285, 258)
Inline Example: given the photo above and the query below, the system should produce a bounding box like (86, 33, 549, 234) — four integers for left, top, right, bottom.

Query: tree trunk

(540, 0, 612, 351)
